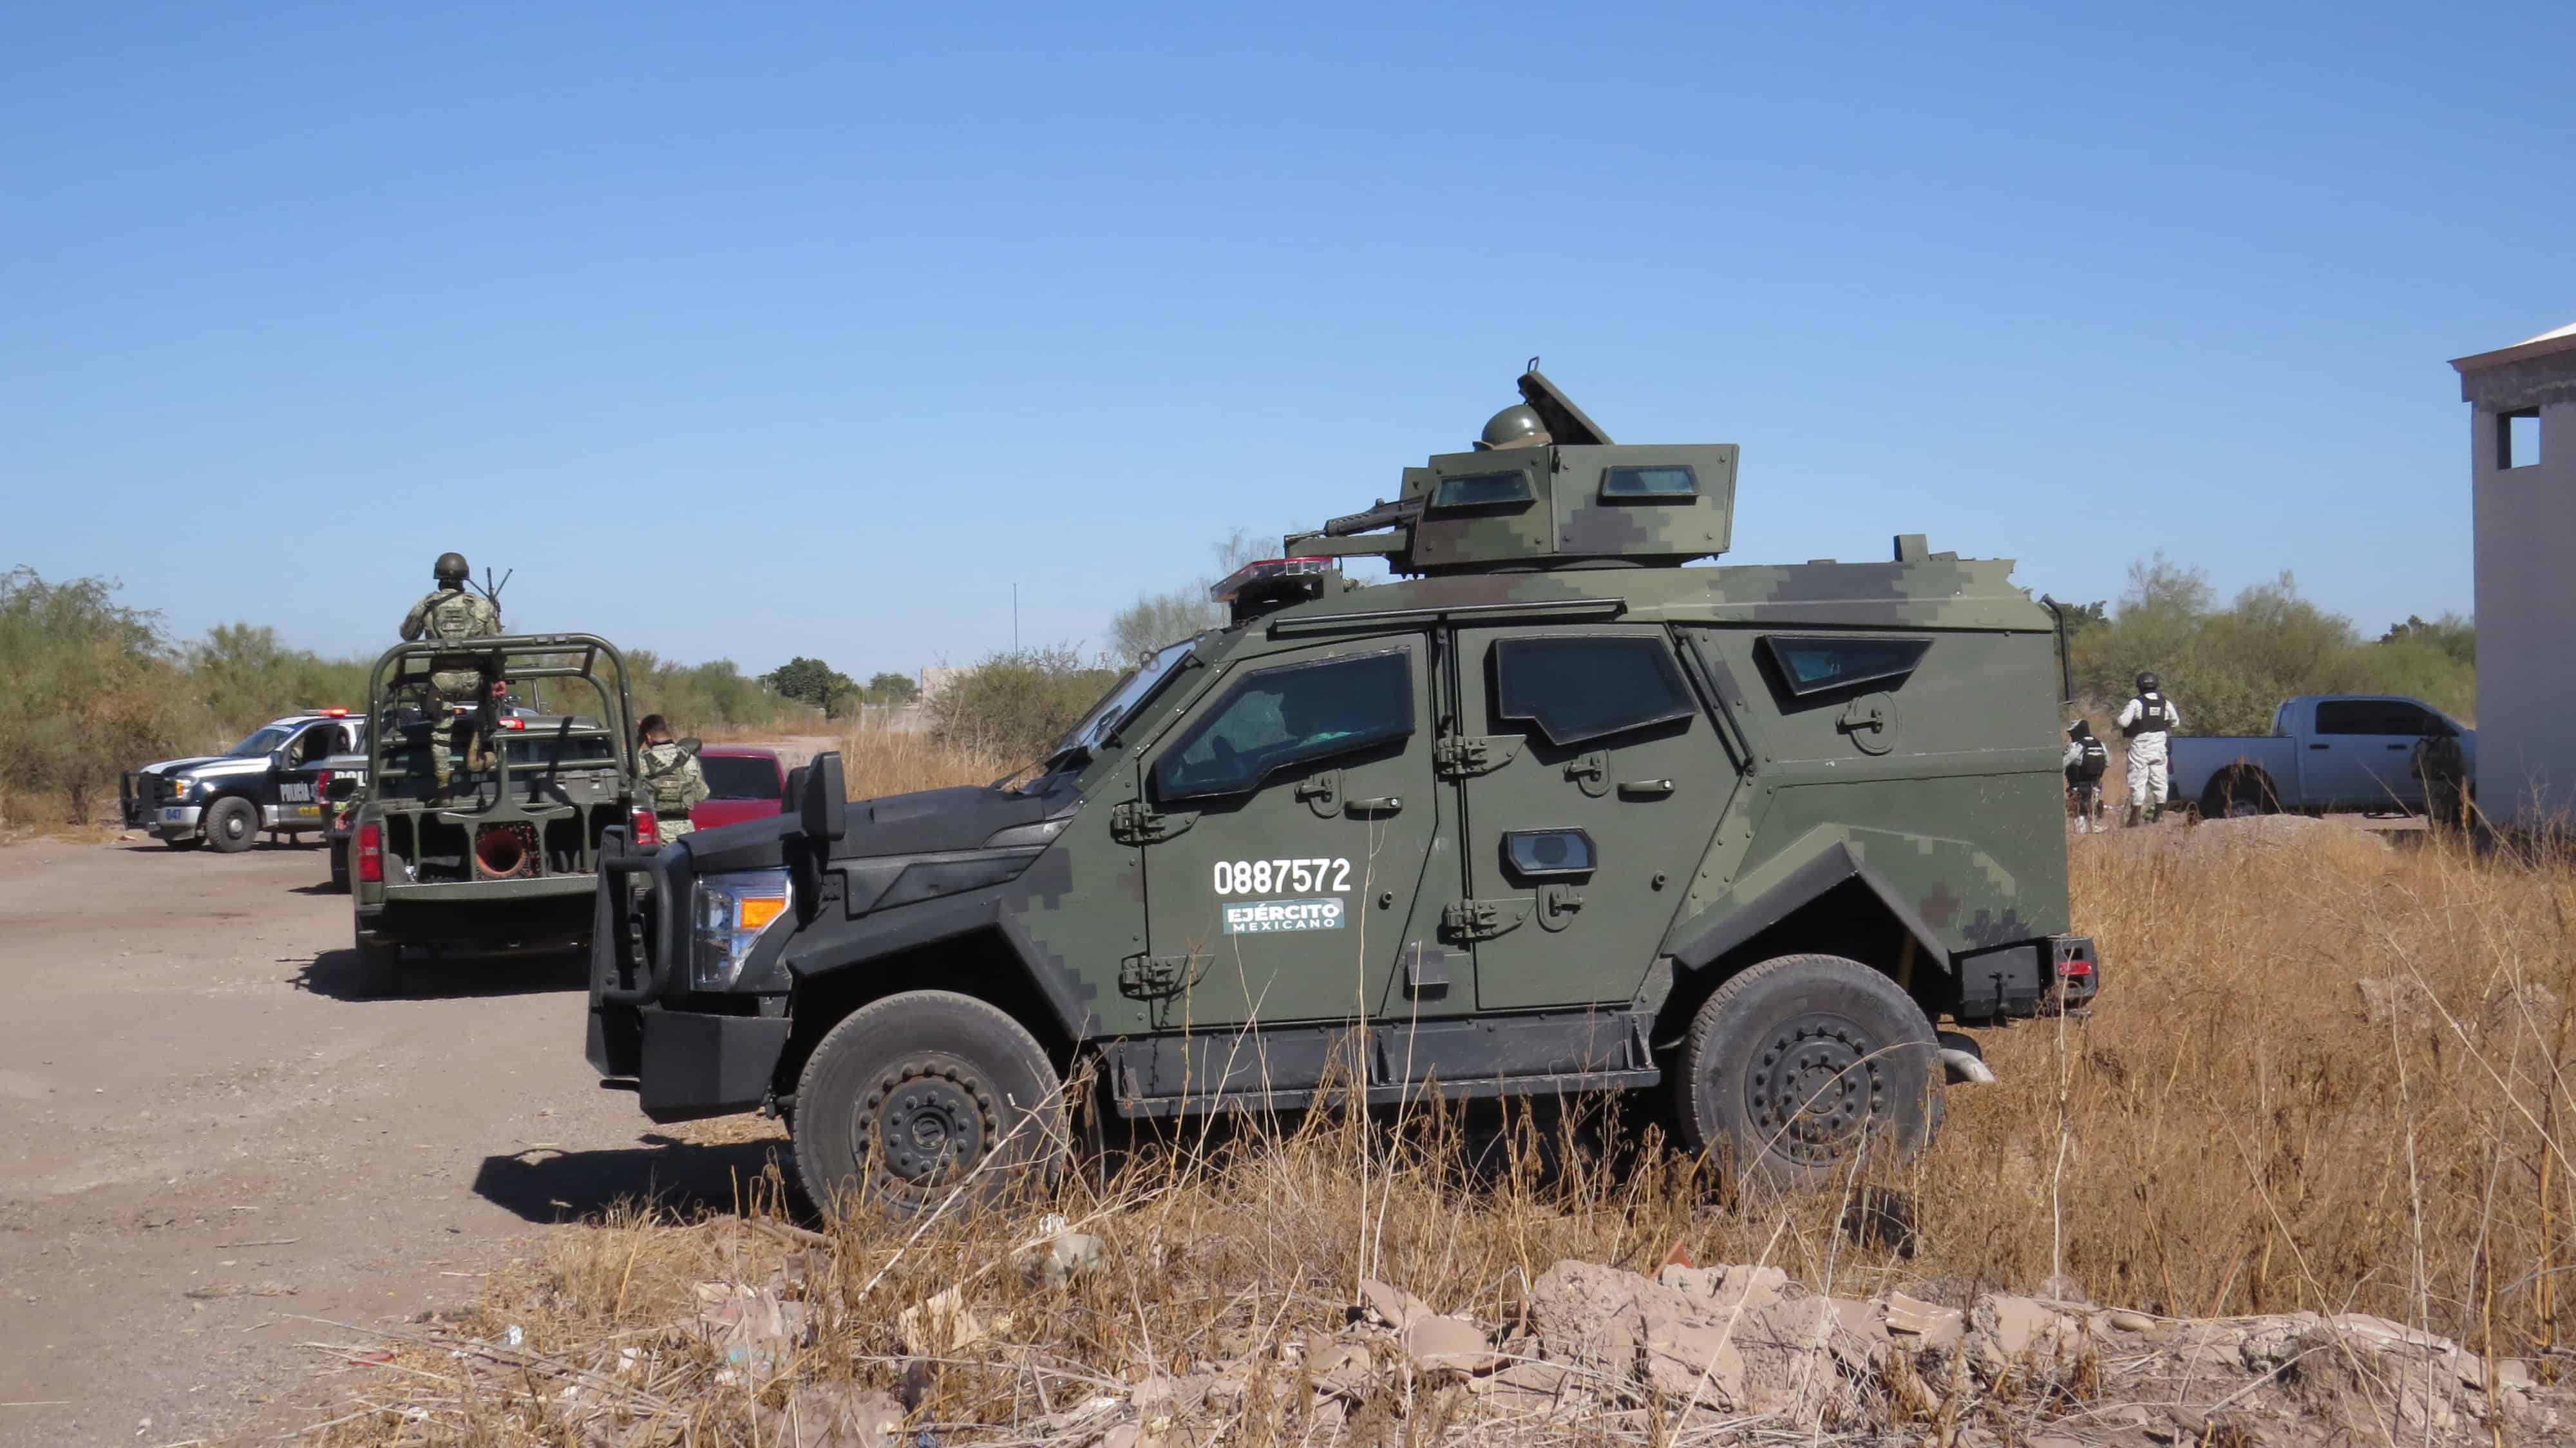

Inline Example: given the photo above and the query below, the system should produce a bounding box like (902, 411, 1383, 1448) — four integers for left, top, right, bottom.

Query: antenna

(474, 566, 513, 610)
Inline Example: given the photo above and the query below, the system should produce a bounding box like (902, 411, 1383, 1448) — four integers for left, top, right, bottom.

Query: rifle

(471, 566, 513, 611)
(1320, 496, 1424, 538)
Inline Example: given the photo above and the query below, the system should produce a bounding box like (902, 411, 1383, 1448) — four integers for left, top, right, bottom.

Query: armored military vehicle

(587, 370, 2099, 1215)
(352, 633, 652, 995)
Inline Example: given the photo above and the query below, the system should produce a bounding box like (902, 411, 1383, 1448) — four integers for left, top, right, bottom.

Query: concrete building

(2451, 320, 2576, 828)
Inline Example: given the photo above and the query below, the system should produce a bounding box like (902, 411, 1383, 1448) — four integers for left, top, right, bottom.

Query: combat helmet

(435, 551, 470, 587)
(2136, 671, 2161, 694)
(1473, 403, 1551, 452)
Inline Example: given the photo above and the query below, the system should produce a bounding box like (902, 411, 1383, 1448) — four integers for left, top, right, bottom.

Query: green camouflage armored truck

(588, 370, 2100, 1215)
(352, 633, 654, 996)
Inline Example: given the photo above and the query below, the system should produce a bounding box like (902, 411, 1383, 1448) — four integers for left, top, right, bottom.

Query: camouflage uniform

(399, 587, 503, 789)
(638, 739, 708, 840)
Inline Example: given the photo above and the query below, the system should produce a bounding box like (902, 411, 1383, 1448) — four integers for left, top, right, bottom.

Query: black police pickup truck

(122, 710, 366, 852)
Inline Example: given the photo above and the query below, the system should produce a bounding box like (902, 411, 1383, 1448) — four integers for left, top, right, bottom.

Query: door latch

(1538, 882, 1586, 933)
(1110, 801, 1197, 845)
(1836, 693, 1896, 756)
(1435, 735, 1524, 779)
(1293, 771, 1341, 819)
(1441, 898, 1530, 942)
(1566, 751, 1610, 797)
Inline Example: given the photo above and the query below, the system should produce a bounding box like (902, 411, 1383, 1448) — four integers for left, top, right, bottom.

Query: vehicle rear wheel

(204, 797, 259, 853)
(354, 935, 408, 998)
(1676, 953, 1941, 1191)
(2201, 768, 2277, 820)
(791, 991, 1066, 1221)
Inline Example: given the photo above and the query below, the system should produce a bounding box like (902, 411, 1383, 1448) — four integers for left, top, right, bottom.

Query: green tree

(0, 569, 199, 824)
(927, 646, 1119, 761)
(860, 671, 920, 705)
(764, 656, 857, 718)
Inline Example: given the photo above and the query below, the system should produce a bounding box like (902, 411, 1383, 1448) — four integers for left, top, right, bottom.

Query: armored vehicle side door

(1136, 635, 1443, 1030)
(1448, 624, 1738, 1011)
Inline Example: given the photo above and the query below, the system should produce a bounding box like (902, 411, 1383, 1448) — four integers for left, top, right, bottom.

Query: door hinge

(1441, 898, 1530, 942)
(1435, 735, 1524, 779)
(1110, 801, 1197, 845)
(1119, 951, 1206, 1000)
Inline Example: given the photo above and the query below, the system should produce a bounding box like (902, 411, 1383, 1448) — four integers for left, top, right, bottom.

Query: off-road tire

(354, 935, 407, 998)
(204, 796, 260, 853)
(2200, 768, 2277, 821)
(1676, 953, 1941, 1192)
(791, 991, 1066, 1221)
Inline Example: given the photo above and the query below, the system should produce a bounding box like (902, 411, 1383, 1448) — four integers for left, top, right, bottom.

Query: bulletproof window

(1600, 464, 1698, 500)
(2500, 408, 2541, 470)
(2315, 699, 2447, 736)
(1493, 636, 1696, 747)
(1759, 635, 1931, 698)
(1428, 472, 1535, 510)
(1155, 649, 1413, 801)
(1502, 828, 1596, 878)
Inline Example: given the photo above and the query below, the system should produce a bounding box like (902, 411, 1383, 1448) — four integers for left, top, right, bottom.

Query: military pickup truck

(121, 710, 366, 852)
(350, 634, 652, 995)
(588, 369, 2100, 1217)
(2175, 694, 2474, 818)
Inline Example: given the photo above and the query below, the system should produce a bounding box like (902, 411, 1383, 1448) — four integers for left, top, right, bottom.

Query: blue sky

(3, 1, 2562, 678)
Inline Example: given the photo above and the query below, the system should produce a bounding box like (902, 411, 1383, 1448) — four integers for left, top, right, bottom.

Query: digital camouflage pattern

(399, 587, 504, 700)
(638, 740, 708, 838)
(593, 368, 2094, 1191)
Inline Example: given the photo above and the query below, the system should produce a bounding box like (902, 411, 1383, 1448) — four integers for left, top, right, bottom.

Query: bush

(0, 569, 201, 826)
(2070, 556, 2475, 735)
(927, 647, 1120, 763)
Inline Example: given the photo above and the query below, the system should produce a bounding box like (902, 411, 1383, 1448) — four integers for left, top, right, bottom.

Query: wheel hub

(1743, 1016, 1884, 1167)
(860, 1059, 999, 1187)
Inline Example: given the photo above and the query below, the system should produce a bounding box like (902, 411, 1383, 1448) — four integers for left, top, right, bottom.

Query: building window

(2499, 408, 2541, 470)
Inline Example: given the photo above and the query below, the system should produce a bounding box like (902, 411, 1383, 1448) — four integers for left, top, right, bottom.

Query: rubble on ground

(363, 1250, 2568, 1447)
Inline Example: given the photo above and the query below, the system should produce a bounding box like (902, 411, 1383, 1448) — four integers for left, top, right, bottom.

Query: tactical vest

(643, 747, 696, 815)
(2074, 738, 2109, 779)
(2123, 694, 2172, 739)
(426, 590, 484, 642)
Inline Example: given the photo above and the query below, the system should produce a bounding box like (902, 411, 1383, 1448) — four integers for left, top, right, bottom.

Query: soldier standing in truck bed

(399, 551, 503, 794)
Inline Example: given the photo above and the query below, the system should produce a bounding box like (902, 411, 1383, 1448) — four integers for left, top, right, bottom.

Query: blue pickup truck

(2170, 694, 2474, 819)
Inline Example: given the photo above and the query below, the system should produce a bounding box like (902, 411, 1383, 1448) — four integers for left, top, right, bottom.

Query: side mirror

(799, 752, 847, 843)
(783, 764, 810, 805)
(269, 749, 289, 770)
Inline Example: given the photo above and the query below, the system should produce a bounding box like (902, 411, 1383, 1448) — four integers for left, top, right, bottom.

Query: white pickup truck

(2169, 694, 2473, 818)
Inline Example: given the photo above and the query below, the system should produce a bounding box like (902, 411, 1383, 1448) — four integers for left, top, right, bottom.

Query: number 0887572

(1211, 858, 1351, 896)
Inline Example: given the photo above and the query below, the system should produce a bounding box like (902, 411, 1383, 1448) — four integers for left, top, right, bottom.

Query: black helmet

(434, 551, 470, 586)
(2067, 719, 2091, 739)
(1473, 403, 1551, 452)
(2136, 671, 2161, 694)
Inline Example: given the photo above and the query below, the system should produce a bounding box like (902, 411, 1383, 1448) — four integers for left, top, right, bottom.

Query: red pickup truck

(690, 745, 788, 831)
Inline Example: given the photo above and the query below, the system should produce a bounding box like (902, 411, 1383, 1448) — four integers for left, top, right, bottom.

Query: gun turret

(1285, 367, 1739, 576)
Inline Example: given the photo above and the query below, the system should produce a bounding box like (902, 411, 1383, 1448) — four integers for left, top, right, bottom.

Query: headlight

(690, 868, 793, 991)
(164, 777, 194, 797)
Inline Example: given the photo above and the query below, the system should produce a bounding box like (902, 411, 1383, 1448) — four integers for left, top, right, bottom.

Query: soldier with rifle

(399, 551, 506, 796)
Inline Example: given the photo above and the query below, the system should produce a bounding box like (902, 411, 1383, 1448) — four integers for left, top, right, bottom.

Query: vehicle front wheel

(204, 797, 259, 853)
(1676, 953, 1941, 1192)
(791, 991, 1066, 1221)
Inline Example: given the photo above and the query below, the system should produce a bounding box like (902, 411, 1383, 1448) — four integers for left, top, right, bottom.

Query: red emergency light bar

(1210, 557, 1335, 605)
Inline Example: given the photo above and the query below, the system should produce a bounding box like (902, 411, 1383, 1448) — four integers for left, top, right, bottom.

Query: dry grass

(832, 724, 1013, 799)
(305, 820, 2576, 1444)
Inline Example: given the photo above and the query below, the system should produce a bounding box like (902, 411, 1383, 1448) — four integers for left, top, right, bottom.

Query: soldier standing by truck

(2115, 671, 2181, 826)
(635, 714, 708, 840)
(2063, 719, 2108, 833)
(399, 552, 503, 795)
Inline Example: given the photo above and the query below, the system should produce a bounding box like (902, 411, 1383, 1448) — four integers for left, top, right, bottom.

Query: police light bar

(1210, 557, 1336, 604)
(322, 707, 349, 717)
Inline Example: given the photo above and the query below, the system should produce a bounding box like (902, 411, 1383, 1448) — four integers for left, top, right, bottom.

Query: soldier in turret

(1472, 403, 1553, 452)
(400, 552, 504, 795)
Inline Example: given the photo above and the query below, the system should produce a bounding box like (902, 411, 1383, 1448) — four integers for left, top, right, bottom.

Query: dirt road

(0, 836, 781, 1446)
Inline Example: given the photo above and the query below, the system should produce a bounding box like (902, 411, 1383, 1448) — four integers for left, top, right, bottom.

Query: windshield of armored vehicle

(1052, 640, 1195, 761)
(224, 726, 295, 758)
